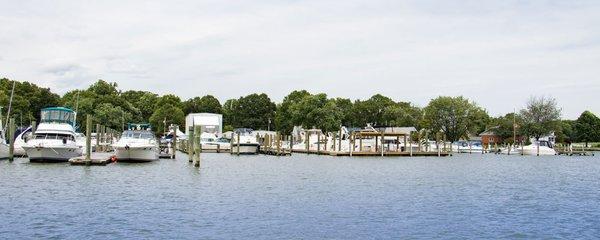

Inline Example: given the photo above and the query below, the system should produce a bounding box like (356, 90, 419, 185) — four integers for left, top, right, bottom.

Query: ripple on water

(1, 154, 600, 239)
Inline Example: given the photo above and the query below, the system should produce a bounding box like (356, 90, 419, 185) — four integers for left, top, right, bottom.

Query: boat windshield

(122, 130, 155, 139)
(40, 108, 76, 126)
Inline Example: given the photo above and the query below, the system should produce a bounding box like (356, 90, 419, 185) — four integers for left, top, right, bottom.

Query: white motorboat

(230, 128, 259, 154)
(200, 132, 230, 152)
(0, 120, 9, 160)
(521, 140, 556, 156)
(113, 124, 159, 162)
(23, 107, 83, 162)
(13, 126, 33, 157)
(452, 140, 486, 153)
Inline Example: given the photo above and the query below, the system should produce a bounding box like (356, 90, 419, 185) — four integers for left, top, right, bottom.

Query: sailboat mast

(5, 81, 16, 130)
(513, 109, 516, 144)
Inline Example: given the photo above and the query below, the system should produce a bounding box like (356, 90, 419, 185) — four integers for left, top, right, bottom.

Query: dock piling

(8, 118, 15, 161)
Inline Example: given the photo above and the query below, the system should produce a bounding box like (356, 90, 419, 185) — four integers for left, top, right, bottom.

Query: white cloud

(1, 0, 599, 118)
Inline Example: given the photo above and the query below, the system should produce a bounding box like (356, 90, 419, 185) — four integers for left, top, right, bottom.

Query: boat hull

(521, 147, 556, 156)
(0, 143, 9, 160)
(230, 144, 259, 154)
(24, 146, 83, 162)
(114, 146, 159, 162)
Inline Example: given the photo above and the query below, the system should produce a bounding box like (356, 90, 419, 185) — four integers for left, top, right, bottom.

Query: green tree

(488, 113, 523, 143)
(573, 111, 600, 147)
(225, 93, 276, 130)
(422, 96, 489, 142)
(556, 120, 575, 144)
(183, 95, 222, 114)
(93, 103, 131, 130)
(275, 90, 311, 133)
(121, 90, 158, 121)
(289, 93, 342, 132)
(350, 94, 396, 126)
(519, 96, 561, 140)
(1, 78, 60, 126)
(149, 104, 185, 135)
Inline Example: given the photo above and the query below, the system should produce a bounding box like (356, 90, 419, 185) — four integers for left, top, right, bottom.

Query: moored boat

(112, 124, 159, 162)
(23, 107, 83, 162)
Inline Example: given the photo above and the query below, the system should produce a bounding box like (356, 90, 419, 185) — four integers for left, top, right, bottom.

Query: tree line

(1, 78, 599, 145)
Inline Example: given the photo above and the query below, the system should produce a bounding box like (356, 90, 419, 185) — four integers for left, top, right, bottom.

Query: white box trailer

(185, 113, 223, 135)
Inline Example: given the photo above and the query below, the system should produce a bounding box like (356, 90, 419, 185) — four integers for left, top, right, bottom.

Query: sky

(1, 0, 599, 119)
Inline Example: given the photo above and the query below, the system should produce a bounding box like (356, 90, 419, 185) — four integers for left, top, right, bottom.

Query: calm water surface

(1, 153, 599, 239)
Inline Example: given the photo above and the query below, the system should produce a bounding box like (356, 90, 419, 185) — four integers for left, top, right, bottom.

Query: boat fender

(125, 145, 130, 150)
(111, 155, 117, 162)
(62, 138, 67, 144)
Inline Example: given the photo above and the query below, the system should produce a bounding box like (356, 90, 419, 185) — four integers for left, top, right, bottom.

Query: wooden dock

(69, 153, 116, 165)
(290, 149, 451, 157)
(556, 150, 595, 156)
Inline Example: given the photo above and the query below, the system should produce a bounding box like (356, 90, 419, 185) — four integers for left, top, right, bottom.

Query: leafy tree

(556, 120, 575, 144)
(519, 96, 561, 140)
(488, 113, 523, 143)
(156, 94, 182, 109)
(289, 93, 342, 132)
(0, 78, 60, 126)
(149, 104, 185, 134)
(93, 103, 131, 130)
(331, 97, 354, 127)
(573, 111, 600, 147)
(226, 93, 276, 130)
(350, 94, 396, 126)
(121, 90, 158, 121)
(422, 96, 489, 142)
(222, 99, 239, 127)
(183, 95, 222, 114)
(274, 90, 311, 133)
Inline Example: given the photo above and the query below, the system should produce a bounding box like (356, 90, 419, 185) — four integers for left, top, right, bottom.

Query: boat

(23, 107, 83, 162)
(13, 126, 33, 157)
(0, 119, 9, 160)
(230, 128, 259, 154)
(521, 140, 556, 156)
(200, 132, 230, 152)
(113, 124, 159, 162)
(452, 140, 486, 153)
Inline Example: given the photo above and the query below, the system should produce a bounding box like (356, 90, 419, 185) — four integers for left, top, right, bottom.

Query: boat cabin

(40, 107, 76, 126)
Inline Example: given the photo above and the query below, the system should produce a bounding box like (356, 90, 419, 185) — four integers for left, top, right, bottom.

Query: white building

(185, 113, 223, 135)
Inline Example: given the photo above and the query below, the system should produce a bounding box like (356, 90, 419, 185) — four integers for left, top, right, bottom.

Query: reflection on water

(1, 154, 599, 239)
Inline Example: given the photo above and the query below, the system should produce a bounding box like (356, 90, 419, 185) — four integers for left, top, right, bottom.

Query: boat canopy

(128, 123, 152, 131)
(40, 107, 76, 126)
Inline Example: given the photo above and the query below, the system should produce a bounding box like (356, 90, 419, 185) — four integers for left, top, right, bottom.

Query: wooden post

(350, 133, 355, 156)
(236, 133, 240, 155)
(31, 120, 37, 134)
(409, 140, 413, 156)
(194, 126, 201, 167)
(418, 133, 422, 152)
(381, 131, 385, 156)
(85, 115, 92, 162)
(403, 135, 407, 153)
(306, 133, 310, 154)
(537, 142, 540, 156)
(332, 133, 336, 152)
(276, 133, 281, 155)
(8, 118, 15, 161)
(317, 133, 321, 154)
(375, 135, 379, 153)
(323, 134, 327, 151)
(338, 129, 342, 152)
(359, 133, 363, 152)
(171, 125, 177, 159)
(289, 135, 293, 154)
(396, 136, 400, 152)
(188, 126, 194, 162)
(95, 123, 100, 152)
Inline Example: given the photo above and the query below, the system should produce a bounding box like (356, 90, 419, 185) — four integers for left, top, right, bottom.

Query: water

(1, 153, 599, 239)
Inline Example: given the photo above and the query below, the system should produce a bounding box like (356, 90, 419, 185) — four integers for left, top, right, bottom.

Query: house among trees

(479, 127, 503, 146)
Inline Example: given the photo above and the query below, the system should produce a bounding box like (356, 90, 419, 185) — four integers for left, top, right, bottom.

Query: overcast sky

(1, 0, 599, 119)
